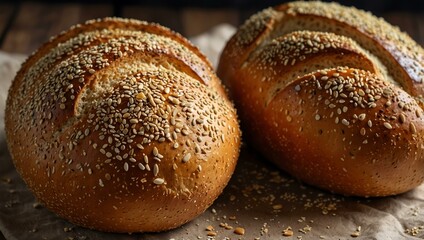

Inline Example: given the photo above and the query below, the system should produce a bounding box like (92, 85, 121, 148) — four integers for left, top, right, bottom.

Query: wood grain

(0, 4, 15, 40)
(122, 6, 183, 35)
(383, 12, 421, 45)
(1, 2, 113, 54)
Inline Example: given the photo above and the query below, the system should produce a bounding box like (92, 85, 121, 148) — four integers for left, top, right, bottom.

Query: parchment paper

(1, 25, 424, 240)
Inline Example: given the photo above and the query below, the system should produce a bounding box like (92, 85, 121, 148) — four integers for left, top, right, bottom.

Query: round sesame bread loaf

(5, 18, 241, 233)
(218, 1, 424, 197)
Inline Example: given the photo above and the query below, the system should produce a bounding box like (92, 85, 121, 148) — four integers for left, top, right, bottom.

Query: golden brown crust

(6, 18, 241, 232)
(218, 1, 424, 197)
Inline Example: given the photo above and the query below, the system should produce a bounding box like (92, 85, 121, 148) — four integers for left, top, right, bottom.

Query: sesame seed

(282, 227, 293, 236)
(417, 110, 423, 118)
(410, 122, 417, 134)
(368, 120, 373, 128)
(153, 178, 164, 185)
(88, 69, 96, 74)
(360, 128, 366, 136)
(153, 164, 159, 176)
(124, 162, 129, 171)
(130, 118, 139, 124)
(153, 147, 159, 156)
(181, 129, 189, 136)
(196, 118, 204, 124)
(136, 92, 146, 100)
(315, 114, 321, 121)
(138, 163, 145, 170)
(99, 179, 104, 187)
(341, 119, 349, 126)
(383, 122, 393, 129)
(358, 113, 366, 121)
(105, 173, 111, 180)
(183, 153, 191, 163)
(399, 113, 406, 123)
(234, 227, 245, 235)
(59, 104, 66, 109)
(168, 96, 180, 105)
(295, 85, 301, 92)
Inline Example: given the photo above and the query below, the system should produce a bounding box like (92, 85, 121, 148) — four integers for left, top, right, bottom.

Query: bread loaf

(218, 1, 424, 197)
(5, 18, 241, 232)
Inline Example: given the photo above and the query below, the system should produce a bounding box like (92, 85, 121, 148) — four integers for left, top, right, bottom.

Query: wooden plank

(0, 4, 15, 40)
(122, 6, 183, 35)
(181, 8, 239, 37)
(414, 13, 424, 47)
(383, 12, 419, 43)
(1, 2, 113, 54)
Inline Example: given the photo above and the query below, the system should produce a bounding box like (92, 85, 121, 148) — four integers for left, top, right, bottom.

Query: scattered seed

(206, 225, 214, 231)
(234, 227, 245, 235)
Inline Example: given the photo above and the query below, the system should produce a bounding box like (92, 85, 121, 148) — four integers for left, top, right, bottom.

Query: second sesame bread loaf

(218, 1, 424, 197)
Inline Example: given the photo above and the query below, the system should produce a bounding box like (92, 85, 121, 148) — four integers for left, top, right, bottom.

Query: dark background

(1, 0, 424, 12)
(0, 1, 423, 55)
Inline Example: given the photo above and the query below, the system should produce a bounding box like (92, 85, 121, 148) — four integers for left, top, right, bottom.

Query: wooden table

(0, 2, 423, 239)
(0, 2, 423, 55)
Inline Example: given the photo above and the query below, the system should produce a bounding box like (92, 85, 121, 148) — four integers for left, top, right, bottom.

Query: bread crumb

(282, 227, 293, 236)
(205, 225, 214, 231)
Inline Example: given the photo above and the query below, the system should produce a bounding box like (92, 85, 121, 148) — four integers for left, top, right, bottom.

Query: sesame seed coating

(6, 17, 241, 233)
(218, 1, 424, 197)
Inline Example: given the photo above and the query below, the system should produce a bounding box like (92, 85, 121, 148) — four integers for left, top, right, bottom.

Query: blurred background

(0, 0, 423, 55)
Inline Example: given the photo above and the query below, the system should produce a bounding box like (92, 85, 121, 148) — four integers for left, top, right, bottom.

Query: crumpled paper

(1, 25, 424, 240)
